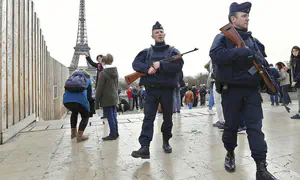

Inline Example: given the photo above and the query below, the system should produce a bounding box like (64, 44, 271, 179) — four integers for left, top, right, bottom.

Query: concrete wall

(0, 0, 69, 144)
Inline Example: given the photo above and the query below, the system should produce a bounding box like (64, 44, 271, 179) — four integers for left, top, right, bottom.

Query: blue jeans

(103, 106, 118, 136)
(270, 94, 279, 105)
(209, 87, 214, 108)
(187, 102, 193, 109)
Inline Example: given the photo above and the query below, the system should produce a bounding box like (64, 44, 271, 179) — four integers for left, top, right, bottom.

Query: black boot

(224, 151, 235, 172)
(102, 135, 117, 141)
(131, 146, 150, 159)
(256, 160, 277, 180)
(162, 140, 172, 153)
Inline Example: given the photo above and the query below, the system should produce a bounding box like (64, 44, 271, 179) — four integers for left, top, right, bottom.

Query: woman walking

(95, 54, 119, 140)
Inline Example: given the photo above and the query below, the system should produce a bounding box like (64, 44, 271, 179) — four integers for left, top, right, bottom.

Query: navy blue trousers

(139, 87, 173, 146)
(103, 106, 118, 136)
(221, 87, 267, 161)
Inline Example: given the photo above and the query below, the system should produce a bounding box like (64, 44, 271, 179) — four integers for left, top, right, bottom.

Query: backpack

(64, 74, 87, 92)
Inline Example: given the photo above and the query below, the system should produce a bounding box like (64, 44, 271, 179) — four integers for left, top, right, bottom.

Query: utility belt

(145, 85, 174, 90)
(215, 81, 258, 94)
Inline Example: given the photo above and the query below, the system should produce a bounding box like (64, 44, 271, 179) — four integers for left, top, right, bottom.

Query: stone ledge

(0, 114, 36, 144)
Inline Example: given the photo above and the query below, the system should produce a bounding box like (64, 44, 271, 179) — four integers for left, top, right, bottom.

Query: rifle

(220, 23, 290, 113)
(125, 48, 198, 85)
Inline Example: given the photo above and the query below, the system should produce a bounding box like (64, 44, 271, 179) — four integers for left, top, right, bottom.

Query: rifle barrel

(181, 48, 199, 56)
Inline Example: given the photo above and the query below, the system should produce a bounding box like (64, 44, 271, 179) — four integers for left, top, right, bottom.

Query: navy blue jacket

(270, 67, 280, 80)
(178, 71, 185, 87)
(132, 44, 184, 88)
(209, 30, 267, 87)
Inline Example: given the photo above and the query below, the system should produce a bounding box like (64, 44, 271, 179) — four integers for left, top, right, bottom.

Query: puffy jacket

(184, 90, 194, 104)
(63, 71, 92, 112)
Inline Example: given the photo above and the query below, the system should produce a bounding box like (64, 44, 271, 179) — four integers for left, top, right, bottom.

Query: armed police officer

(209, 2, 277, 180)
(131, 22, 184, 159)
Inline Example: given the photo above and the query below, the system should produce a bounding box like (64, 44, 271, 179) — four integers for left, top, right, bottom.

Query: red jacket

(127, 89, 133, 99)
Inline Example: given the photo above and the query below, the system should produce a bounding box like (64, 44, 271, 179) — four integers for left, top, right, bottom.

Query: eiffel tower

(69, 0, 95, 76)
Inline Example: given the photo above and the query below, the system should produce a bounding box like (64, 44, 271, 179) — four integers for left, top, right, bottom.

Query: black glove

(236, 47, 253, 58)
(234, 48, 254, 68)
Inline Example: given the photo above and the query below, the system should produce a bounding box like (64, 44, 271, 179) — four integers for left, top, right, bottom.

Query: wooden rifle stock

(125, 72, 147, 86)
(125, 48, 198, 85)
(220, 23, 289, 112)
(220, 23, 276, 93)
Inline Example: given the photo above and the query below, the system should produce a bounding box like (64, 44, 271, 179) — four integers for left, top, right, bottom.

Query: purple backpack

(64, 74, 87, 92)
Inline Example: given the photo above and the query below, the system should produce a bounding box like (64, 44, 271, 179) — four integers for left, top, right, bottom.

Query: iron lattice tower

(69, 0, 92, 69)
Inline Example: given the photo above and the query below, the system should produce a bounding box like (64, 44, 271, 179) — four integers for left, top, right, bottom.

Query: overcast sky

(32, 0, 300, 77)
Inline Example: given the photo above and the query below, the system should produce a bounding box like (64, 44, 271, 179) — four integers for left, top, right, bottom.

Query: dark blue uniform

(210, 30, 268, 161)
(132, 43, 183, 146)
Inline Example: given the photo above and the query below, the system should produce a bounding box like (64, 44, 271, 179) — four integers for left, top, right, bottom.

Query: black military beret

(152, 21, 163, 31)
(229, 2, 252, 14)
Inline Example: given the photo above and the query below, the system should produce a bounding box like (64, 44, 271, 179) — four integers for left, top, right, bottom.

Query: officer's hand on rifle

(236, 47, 253, 57)
(148, 67, 157, 75)
(153, 61, 160, 70)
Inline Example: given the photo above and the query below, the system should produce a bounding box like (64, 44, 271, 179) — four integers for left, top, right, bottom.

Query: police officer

(131, 22, 184, 159)
(209, 2, 277, 180)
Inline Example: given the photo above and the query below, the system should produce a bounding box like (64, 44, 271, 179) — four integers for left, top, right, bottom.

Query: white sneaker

(207, 109, 215, 115)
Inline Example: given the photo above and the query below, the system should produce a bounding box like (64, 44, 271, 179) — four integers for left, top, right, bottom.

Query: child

(95, 54, 119, 141)
(184, 89, 194, 109)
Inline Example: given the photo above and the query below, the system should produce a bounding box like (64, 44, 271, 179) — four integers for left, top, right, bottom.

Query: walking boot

(131, 146, 150, 159)
(77, 131, 89, 142)
(224, 151, 235, 172)
(256, 160, 277, 180)
(71, 128, 77, 139)
(102, 135, 117, 141)
(162, 140, 172, 153)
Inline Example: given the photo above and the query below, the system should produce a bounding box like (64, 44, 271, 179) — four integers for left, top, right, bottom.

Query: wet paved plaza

(0, 102, 300, 180)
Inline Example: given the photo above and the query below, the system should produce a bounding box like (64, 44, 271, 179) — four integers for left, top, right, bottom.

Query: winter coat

(184, 90, 194, 104)
(199, 87, 207, 97)
(63, 71, 92, 112)
(95, 65, 119, 108)
(278, 69, 290, 86)
(291, 56, 300, 88)
(127, 89, 133, 99)
(131, 88, 139, 98)
(132, 44, 184, 88)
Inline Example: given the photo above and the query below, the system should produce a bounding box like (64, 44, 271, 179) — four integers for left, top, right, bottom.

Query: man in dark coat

(269, 64, 280, 106)
(131, 21, 183, 159)
(209, 2, 276, 179)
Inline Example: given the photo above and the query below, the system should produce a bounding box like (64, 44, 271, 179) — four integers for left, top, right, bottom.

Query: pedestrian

(290, 46, 300, 119)
(184, 88, 194, 109)
(276, 62, 291, 106)
(63, 69, 92, 142)
(95, 54, 119, 141)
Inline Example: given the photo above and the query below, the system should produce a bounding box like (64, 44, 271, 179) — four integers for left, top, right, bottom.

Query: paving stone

(0, 105, 300, 179)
